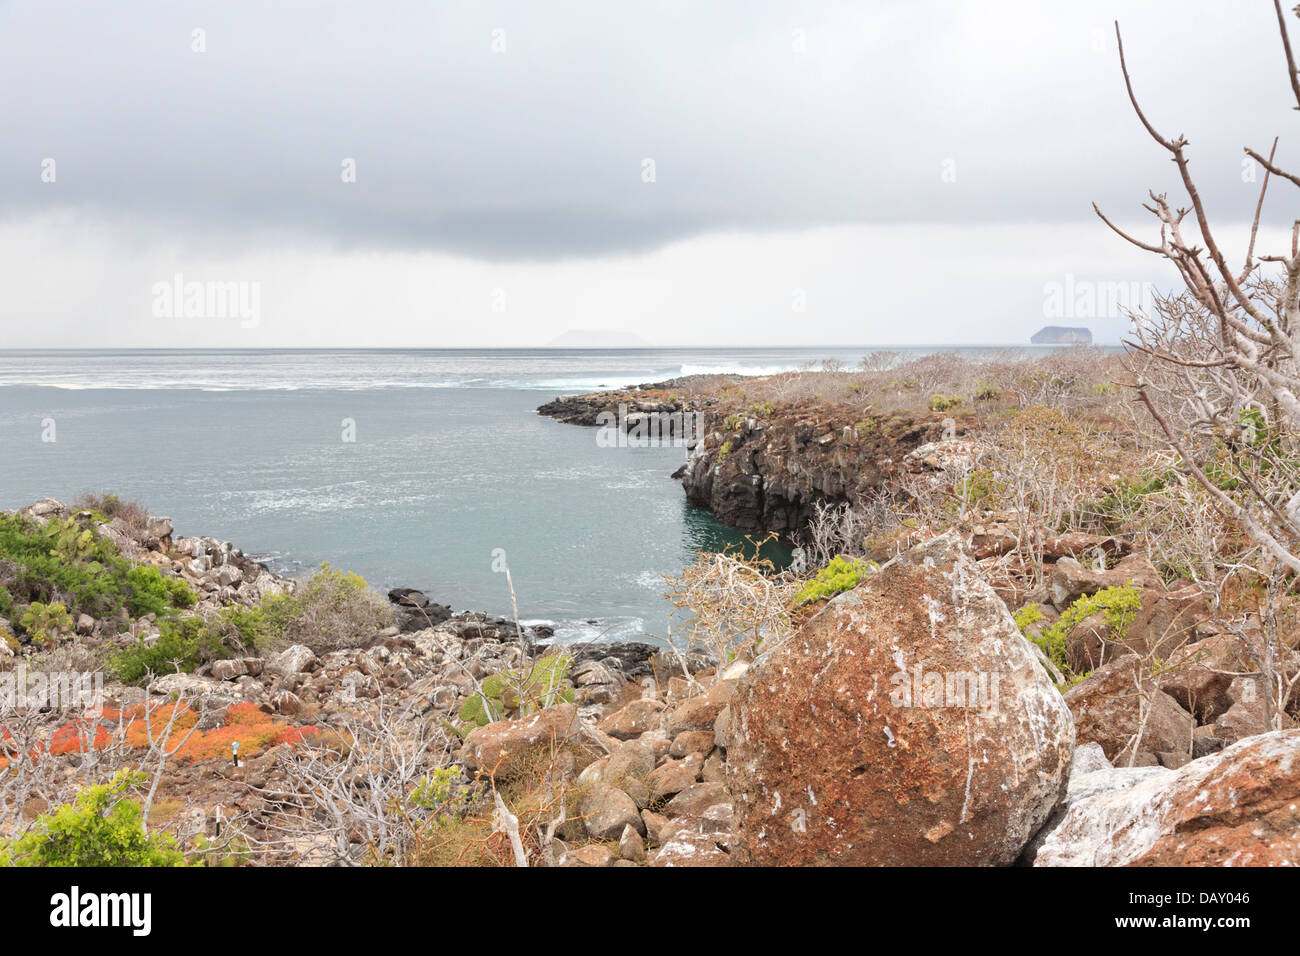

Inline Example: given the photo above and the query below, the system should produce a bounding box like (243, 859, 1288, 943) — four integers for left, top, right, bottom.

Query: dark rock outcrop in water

(539, 380, 944, 532)
(680, 407, 943, 531)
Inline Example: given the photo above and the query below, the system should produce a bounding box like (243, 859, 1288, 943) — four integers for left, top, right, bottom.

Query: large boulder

(1035, 730, 1300, 866)
(1020, 761, 1173, 864)
(1124, 585, 1210, 658)
(265, 644, 318, 677)
(597, 698, 665, 740)
(1064, 654, 1195, 766)
(579, 784, 644, 841)
(726, 531, 1074, 866)
(460, 703, 591, 780)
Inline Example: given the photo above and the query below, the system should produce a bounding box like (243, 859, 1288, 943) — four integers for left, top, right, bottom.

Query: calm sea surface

(0, 347, 1047, 643)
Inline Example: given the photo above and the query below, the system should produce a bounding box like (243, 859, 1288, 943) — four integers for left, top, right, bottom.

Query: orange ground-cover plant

(0, 701, 321, 768)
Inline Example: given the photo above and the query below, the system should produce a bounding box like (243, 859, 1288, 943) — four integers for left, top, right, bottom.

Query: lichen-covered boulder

(1035, 730, 1300, 866)
(726, 531, 1074, 865)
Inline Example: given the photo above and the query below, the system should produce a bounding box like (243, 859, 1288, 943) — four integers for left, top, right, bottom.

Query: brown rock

(1049, 554, 1161, 611)
(1213, 699, 1273, 746)
(211, 658, 249, 681)
(1064, 611, 1111, 673)
(649, 758, 699, 802)
(272, 690, 302, 715)
(1064, 655, 1195, 766)
(1125, 585, 1210, 659)
(558, 844, 616, 867)
(665, 682, 734, 736)
(641, 809, 670, 843)
(618, 824, 646, 862)
(1158, 633, 1253, 723)
(638, 729, 673, 759)
(580, 784, 645, 841)
(713, 705, 731, 751)
(601, 739, 655, 808)
(649, 828, 734, 867)
(701, 750, 726, 783)
(663, 782, 728, 819)
(460, 703, 586, 780)
(669, 730, 715, 759)
(726, 531, 1074, 866)
(597, 698, 665, 740)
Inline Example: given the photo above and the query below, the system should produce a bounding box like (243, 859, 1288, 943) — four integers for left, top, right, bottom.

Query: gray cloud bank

(2, 0, 1296, 260)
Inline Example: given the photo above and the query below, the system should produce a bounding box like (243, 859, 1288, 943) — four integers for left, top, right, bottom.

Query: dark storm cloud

(1, 0, 1295, 260)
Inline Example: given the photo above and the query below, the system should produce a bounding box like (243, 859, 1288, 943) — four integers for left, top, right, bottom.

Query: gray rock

(266, 644, 318, 677)
(580, 784, 645, 841)
(211, 658, 249, 681)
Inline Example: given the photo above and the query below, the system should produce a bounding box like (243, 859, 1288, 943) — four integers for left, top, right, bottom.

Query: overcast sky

(1, 0, 1297, 348)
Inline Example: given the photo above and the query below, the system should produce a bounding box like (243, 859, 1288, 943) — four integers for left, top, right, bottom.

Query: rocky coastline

(2, 356, 1299, 866)
(2, 483, 1297, 866)
(538, 376, 946, 531)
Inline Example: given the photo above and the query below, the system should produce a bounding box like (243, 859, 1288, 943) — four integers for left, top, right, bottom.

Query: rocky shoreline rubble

(2, 494, 1298, 866)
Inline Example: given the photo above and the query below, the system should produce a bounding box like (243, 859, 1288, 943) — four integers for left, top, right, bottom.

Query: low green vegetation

(1016, 584, 1143, 678)
(108, 563, 391, 685)
(459, 652, 575, 728)
(792, 555, 876, 606)
(17, 601, 74, 647)
(0, 770, 190, 867)
(108, 616, 219, 683)
(0, 513, 194, 640)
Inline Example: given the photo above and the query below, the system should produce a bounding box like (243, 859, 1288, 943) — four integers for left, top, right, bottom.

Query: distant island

(1031, 325, 1092, 345)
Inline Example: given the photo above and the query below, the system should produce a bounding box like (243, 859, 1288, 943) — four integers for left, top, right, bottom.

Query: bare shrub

(663, 536, 797, 667)
(274, 563, 393, 654)
(72, 492, 150, 532)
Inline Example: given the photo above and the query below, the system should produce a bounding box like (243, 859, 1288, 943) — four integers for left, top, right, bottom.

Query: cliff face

(679, 407, 943, 531)
(538, 380, 945, 532)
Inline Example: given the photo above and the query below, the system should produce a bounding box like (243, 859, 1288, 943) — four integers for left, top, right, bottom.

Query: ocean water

(0, 346, 1044, 644)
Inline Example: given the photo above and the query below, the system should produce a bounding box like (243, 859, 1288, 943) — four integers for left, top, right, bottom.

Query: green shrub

(1026, 584, 1143, 676)
(270, 564, 391, 653)
(958, 468, 1004, 511)
(0, 514, 131, 620)
(108, 616, 212, 684)
(126, 564, 196, 617)
(459, 653, 575, 728)
(0, 770, 190, 867)
(18, 601, 74, 647)
(719, 440, 734, 457)
(792, 555, 876, 606)
(928, 394, 963, 413)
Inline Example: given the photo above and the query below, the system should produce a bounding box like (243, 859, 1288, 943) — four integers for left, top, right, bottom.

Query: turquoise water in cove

(0, 347, 1041, 643)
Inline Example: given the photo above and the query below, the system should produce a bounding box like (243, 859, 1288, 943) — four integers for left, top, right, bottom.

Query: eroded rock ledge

(538, 377, 945, 531)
